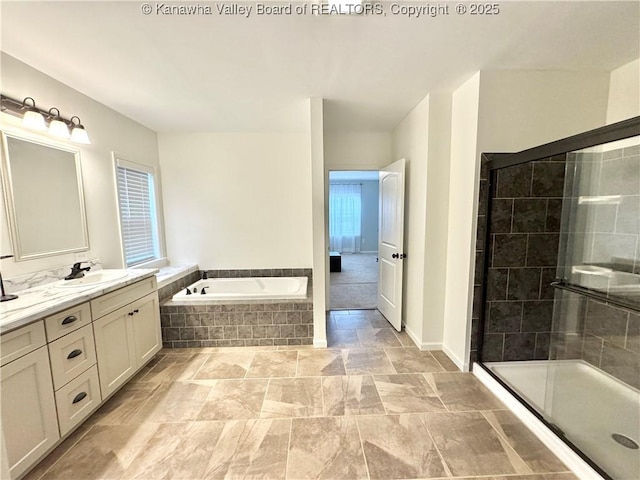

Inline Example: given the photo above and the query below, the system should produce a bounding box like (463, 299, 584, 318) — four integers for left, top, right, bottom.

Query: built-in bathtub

(160, 274, 313, 348)
(172, 276, 308, 302)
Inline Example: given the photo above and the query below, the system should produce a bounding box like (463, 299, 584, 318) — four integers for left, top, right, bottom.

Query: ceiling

(1, 1, 638, 133)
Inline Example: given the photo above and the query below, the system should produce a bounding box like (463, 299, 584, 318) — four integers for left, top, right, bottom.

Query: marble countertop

(0, 268, 158, 335)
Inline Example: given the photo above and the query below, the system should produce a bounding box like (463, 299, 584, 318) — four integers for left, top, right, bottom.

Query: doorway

(328, 170, 379, 309)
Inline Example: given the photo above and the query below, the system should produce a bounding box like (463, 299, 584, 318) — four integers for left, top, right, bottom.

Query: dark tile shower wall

(474, 155, 566, 363)
(551, 142, 640, 389)
(551, 291, 640, 389)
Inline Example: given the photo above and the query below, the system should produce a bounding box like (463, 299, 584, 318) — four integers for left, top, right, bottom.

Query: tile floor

(24, 309, 577, 480)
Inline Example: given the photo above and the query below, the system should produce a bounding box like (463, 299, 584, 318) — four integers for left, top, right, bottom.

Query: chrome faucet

(65, 262, 91, 280)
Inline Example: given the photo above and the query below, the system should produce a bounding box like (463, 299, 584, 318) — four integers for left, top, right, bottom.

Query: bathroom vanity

(0, 269, 160, 480)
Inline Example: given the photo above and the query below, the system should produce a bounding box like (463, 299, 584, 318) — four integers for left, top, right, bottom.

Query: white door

(377, 158, 406, 331)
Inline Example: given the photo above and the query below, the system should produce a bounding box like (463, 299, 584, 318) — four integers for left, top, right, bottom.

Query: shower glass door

(545, 136, 640, 480)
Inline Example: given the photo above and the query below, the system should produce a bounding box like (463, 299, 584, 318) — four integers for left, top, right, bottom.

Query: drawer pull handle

(72, 392, 87, 404)
(61, 315, 78, 325)
(67, 349, 83, 359)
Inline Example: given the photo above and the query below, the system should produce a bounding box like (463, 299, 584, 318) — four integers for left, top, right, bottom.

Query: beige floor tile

(288, 417, 368, 479)
(333, 313, 373, 330)
(482, 410, 570, 473)
(198, 379, 269, 420)
(357, 414, 448, 479)
(322, 375, 385, 416)
(194, 351, 255, 379)
(356, 328, 403, 347)
(327, 329, 361, 348)
(262, 377, 323, 418)
(384, 347, 445, 373)
(425, 372, 505, 411)
(342, 348, 395, 374)
(423, 411, 532, 477)
(374, 374, 446, 413)
(453, 477, 578, 480)
(39, 423, 161, 480)
(203, 419, 290, 479)
(246, 350, 298, 378)
(297, 349, 346, 376)
(431, 350, 460, 371)
(392, 329, 417, 347)
(137, 352, 210, 383)
(121, 422, 206, 479)
(90, 381, 161, 425)
(21, 423, 92, 480)
(131, 381, 213, 423)
(364, 309, 392, 328)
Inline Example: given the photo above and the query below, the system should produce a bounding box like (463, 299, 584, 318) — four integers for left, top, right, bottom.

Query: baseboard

(313, 338, 328, 348)
(441, 344, 466, 371)
(402, 324, 421, 348)
(473, 364, 605, 480)
(402, 325, 442, 351)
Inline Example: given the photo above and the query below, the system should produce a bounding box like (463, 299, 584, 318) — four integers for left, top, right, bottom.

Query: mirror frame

(1, 130, 89, 261)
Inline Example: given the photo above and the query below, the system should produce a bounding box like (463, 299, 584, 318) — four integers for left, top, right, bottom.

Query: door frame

(325, 168, 381, 311)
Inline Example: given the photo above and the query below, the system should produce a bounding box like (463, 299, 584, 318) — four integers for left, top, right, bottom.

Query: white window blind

(116, 163, 159, 267)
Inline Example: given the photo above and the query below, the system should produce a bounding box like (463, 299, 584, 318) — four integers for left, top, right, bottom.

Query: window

(329, 183, 362, 253)
(114, 156, 160, 267)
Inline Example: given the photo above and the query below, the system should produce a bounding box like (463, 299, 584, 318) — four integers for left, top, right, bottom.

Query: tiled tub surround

(157, 268, 201, 303)
(22, 310, 575, 480)
(161, 269, 314, 348)
(474, 155, 566, 363)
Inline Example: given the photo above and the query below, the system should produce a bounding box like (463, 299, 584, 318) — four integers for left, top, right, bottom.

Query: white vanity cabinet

(92, 277, 161, 398)
(0, 272, 161, 479)
(0, 324, 59, 480)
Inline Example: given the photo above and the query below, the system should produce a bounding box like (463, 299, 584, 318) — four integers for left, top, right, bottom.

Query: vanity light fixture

(0, 94, 91, 144)
(21, 97, 47, 131)
(47, 107, 70, 139)
(69, 116, 91, 144)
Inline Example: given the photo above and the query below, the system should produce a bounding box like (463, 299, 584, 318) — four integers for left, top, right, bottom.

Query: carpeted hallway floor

(330, 253, 378, 309)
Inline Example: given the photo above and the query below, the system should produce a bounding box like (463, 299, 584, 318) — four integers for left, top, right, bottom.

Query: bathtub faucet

(200, 286, 208, 295)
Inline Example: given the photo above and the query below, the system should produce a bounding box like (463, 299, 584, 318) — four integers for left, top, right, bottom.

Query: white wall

(422, 93, 452, 348)
(158, 132, 313, 269)
(310, 98, 327, 347)
(443, 70, 611, 370)
(606, 58, 640, 124)
(0, 53, 163, 279)
(390, 93, 452, 350)
(391, 96, 430, 345)
(442, 73, 481, 369)
(477, 71, 610, 153)
(324, 132, 392, 170)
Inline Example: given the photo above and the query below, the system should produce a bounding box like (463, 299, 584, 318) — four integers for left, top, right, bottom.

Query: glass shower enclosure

(477, 118, 640, 480)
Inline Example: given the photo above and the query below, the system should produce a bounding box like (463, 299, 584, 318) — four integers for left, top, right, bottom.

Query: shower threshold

(480, 360, 639, 480)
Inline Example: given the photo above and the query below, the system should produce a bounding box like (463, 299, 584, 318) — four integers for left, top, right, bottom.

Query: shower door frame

(475, 116, 640, 480)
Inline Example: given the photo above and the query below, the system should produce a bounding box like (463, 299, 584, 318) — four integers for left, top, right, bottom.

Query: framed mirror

(1, 131, 89, 260)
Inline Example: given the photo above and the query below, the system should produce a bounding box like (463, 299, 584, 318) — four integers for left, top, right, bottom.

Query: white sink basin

(53, 270, 129, 288)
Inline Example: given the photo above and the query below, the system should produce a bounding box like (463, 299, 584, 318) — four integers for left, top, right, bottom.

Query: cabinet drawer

(91, 276, 157, 320)
(55, 365, 101, 437)
(48, 324, 97, 390)
(0, 321, 46, 367)
(44, 302, 91, 342)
